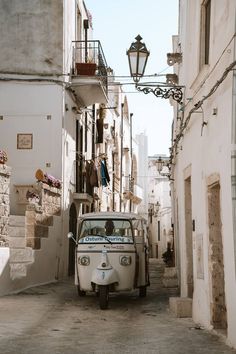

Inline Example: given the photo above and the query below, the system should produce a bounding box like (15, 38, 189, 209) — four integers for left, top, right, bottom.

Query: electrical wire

(171, 59, 236, 159)
(170, 33, 236, 160)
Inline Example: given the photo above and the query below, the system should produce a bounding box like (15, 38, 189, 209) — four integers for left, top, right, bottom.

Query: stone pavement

(0, 259, 235, 354)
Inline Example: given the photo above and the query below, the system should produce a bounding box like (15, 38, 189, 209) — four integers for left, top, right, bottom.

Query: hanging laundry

(96, 118, 103, 143)
(103, 158, 110, 183)
(101, 160, 107, 186)
(89, 161, 99, 187)
(101, 159, 110, 186)
(86, 161, 93, 194)
(96, 160, 102, 187)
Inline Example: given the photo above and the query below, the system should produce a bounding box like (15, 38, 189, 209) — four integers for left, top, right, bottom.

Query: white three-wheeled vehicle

(68, 212, 150, 309)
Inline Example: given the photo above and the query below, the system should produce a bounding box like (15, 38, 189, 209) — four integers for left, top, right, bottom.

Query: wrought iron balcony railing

(72, 40, 108, 90)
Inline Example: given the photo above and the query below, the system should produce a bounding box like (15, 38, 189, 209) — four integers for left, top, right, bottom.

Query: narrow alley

(0, 259, 235, 354)
(1, 1, 236, 352)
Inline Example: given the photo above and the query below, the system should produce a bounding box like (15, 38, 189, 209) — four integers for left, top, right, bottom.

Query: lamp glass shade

(127, 35, 149, 83)
(156, 158, 164, 173)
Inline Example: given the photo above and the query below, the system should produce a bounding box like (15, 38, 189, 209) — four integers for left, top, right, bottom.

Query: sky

(85, 0, 179, 156)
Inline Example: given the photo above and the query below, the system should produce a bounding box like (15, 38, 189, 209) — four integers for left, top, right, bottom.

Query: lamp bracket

(159, 172, 174, 181)
(136, 84, 183, 103)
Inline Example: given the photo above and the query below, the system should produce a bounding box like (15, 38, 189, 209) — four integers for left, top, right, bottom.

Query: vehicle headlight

(120, 255, 132, 266)
(78, 256, 90, 266)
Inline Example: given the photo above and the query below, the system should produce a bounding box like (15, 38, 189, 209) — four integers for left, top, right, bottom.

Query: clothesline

(86, 153, 107, 162)
(76, 152, 108, 162)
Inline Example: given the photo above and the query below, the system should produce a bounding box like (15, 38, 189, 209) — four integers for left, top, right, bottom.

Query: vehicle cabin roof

(78, 212, 144, 221)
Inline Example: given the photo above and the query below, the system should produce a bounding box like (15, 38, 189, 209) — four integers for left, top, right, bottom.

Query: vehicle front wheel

(98, 285, 109, 309)
(139, 286, 147, 298)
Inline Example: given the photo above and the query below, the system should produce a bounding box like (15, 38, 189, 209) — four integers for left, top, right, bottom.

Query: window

(200, 0, 211, 67)
(79, 219, 133, 243)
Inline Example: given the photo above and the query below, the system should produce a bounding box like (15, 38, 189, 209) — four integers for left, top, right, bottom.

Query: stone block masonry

(37, 182, 61, 216)
(169, 297, 192, 317)
(26, 182, 61, 250)
(0, 164, 11, 246)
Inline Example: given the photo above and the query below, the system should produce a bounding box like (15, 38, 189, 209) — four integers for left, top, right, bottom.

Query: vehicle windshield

(78, 219, 133, 244)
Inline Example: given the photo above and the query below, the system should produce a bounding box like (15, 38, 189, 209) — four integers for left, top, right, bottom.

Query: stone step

(9, 247, 34, 264)
(8, 236, 26, 248)
(148, 259, 179, 297)
(9, 245, 34, 280)
(150, 274, 164, 278)
(8, 218, 26, 248)
(8, 225, 25, 237)
(10, 263, 28, 280)
(9, 215, 25, 227)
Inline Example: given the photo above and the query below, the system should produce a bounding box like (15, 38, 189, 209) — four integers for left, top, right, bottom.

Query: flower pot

(76, 63, 97, 76)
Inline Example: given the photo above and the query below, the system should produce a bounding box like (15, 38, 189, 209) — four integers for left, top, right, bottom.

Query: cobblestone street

(0, 259, 235, 354)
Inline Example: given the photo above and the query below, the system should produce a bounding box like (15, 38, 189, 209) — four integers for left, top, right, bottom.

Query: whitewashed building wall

(0, 0, 107, 293)
(172, 0, 236, 348)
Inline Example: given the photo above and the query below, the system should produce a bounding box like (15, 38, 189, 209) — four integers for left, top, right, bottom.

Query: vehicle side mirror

(67, 232, 73, 239)
(67, 232, 77, 244)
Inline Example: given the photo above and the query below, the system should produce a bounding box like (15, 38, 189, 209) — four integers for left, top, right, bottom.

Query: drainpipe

(120, 103, 124, 212)
(112, 120, 116, 211)
(60, 85, 66, 279)
(231, 9, 236, 278)
(112, 151, 115, 211)
(130, 113, 133, 212)
(84, 19, 89, 63)
(75, 1, 77, 41)
(92, 104, 95, 159)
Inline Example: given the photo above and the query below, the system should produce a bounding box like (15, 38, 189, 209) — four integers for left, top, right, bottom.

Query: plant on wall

(35, 169, 62, 189)
(0, 150, 7, 164)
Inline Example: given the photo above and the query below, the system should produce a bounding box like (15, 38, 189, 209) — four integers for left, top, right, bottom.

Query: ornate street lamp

(156, 156, 173, 179)
(127, 35, 150, 83)
(156, 156, 165, 174)
(127, 35, 183, 103)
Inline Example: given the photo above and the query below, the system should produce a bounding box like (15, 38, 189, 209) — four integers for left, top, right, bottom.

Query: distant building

(135, 133, 148, 220)
(147, 155, 172, 260)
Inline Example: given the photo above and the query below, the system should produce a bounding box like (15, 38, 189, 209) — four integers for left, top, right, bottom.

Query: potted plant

(76, 57, 97, 76)
(35, 169, 62, 189)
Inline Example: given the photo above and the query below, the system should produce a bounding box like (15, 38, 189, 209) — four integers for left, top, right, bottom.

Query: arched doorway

(68, 203, 77, 276)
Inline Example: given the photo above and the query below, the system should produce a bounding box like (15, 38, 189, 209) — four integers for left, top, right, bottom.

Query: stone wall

(25, 182, 61, 250)
(38, 182, 61, 216)
(0, 164, 11, 246)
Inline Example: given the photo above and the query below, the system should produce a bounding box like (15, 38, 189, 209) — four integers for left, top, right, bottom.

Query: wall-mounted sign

(17, 134, 33, 149)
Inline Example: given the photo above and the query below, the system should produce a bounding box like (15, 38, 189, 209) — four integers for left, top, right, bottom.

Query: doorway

(68, 203, 77, 276)
(184, 176, 193, 297)
(208, 182, 227, 330)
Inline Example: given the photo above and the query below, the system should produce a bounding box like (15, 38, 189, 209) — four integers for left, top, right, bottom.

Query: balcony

(70, 40, 108, 107)
(73, 192, 93, 204)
